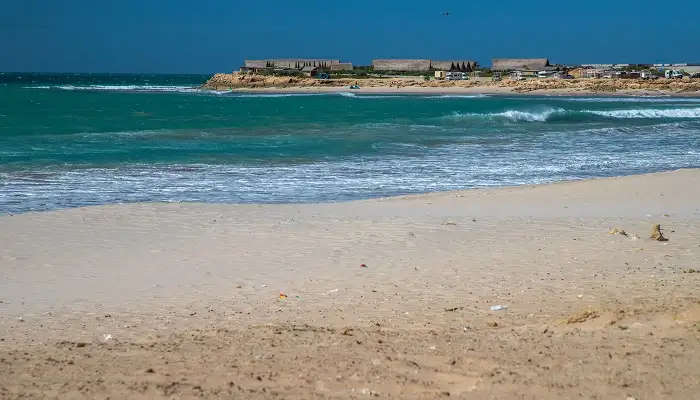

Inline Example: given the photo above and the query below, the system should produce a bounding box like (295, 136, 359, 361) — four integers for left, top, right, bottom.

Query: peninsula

(202, 57, 700, 96)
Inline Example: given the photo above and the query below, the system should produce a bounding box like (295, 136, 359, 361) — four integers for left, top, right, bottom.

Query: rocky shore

(201, 72, 700, 96)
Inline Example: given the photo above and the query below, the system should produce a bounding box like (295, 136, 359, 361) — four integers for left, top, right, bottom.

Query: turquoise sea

(1, 73, 699, 214)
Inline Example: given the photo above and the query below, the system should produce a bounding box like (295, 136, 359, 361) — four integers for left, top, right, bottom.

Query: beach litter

(324, 288, 339, 295)
(650, 224, 669, 241)
(101, 334, 113, 342)
(490, 305, 508, 311)
(445, 306, 464, 312)
(279, 292, 288, 299)
(608, 228, 628, 236)
(360, 263, 368, 268)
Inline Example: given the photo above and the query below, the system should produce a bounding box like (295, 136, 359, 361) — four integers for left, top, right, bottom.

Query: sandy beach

(223, 85, 700, 98)
(1, 169, 699, 399)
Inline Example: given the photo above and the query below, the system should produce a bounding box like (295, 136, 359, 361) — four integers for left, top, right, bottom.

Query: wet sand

(224, 85, 700, 98)
(1, 169, 699, 399)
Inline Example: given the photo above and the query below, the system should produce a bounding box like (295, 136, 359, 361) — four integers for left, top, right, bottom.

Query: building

(430, 60, 477, 72)
(301, 66, 319, 77)
(567, 68, 587, 78)
(491, 58, 551, 71)
(241, 59, 352, 73)
(372, 59, 432, 72)
(372, 59, 478, 72)
(329, 63, 353, 71)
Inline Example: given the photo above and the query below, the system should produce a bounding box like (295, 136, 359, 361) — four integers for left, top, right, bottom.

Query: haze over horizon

(2, 0, 699, 74)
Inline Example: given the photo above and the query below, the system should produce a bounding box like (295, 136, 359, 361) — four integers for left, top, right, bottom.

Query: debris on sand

(444, 307, 464, 312)
(650, 224, 669, 241)
(566, 310, 599, 324)
(490, 305, 508, 311)
(279, 292, 288, 299)
(608, 228, 628, 236)
(360, 264, 368, 268)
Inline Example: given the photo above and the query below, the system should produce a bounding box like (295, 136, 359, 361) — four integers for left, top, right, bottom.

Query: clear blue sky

(2, 0, 698, 73)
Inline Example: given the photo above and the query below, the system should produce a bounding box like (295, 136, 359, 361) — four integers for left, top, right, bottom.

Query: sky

(2, 0, 699, 73)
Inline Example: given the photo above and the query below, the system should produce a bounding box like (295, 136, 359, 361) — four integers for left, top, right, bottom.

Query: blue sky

(2, 0, 698, 73)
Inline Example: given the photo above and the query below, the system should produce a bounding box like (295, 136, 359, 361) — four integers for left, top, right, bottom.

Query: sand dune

(1, 170, 699, 399)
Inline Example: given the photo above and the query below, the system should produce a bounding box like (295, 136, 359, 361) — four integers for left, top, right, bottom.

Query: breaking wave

(25, 84, 201, 93)
(446, 106, 700, 122)
(586, 107, 700, 119)
(446, 108, 567, 122)
(235, 93, 320, 98)
(433, 94, 489, 99)
(561, 97, 700, 103)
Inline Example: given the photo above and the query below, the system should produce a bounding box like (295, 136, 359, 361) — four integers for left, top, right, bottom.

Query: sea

(1, 72, 699, 214)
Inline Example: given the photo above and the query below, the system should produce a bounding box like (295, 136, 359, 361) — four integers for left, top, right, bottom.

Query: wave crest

(586, 107, 700, 119)
(446, 108, 566, 122)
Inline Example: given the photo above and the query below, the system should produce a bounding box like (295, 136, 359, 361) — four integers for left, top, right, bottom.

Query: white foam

(433, 94, 488, 99)
(492, 108, 565, 122)
(235, 93, 320, 98)
(563, 97, 700, 103)
(447, 108, 565, 122)
(587, 107, 700, 119)
(26, 84, 201, 93)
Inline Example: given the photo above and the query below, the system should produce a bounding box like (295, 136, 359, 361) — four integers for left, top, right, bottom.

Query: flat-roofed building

(329, 63, 353, 71)
(492, 58, 550, 71)
(430, 60, 477, 72)
(372, 59, 477, 72)
(372, 59, 432, 72)
(242, 59, 344, 72)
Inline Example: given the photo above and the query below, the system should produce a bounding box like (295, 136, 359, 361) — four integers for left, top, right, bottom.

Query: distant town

(239, 58, 700, 80)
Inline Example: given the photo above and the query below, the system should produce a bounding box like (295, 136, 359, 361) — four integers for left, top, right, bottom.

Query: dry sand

(1, 170, 699, 399)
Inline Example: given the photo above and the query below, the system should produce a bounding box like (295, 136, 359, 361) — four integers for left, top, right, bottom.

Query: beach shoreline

(200, 72, 700, 97)
(1, 169, 699, 399)
(214, 85, 700, 97)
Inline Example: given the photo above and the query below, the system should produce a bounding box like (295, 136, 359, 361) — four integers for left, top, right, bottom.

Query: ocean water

(1, 73, 699, 214)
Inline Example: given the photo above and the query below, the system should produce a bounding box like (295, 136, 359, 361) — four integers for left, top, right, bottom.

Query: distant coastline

(201, 73, 700, 97)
